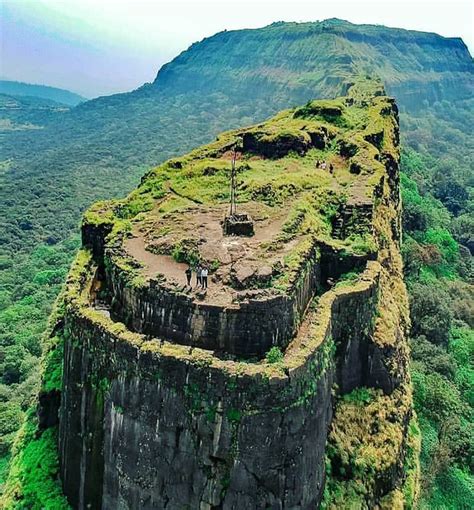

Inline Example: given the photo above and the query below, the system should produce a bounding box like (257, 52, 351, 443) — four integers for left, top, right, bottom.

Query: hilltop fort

(41, 78, 416, 508)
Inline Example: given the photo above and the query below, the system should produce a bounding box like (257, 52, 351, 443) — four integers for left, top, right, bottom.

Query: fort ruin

(57, 80, 411, 509)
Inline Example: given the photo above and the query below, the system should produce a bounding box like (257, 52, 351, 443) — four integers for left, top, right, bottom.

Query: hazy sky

(1, 0, 473, 98)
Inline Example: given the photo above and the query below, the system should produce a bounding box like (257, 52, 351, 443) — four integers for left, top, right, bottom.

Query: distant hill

(0, 80, 86, 106)
(0, 92, 71, 131)
(154, 18, 473, 109)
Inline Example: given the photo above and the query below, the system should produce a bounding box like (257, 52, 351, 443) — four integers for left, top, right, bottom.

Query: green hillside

(0, 81, 85, 106)
(0, 18, 472, 507)
(155, 18, 472, 107)
(0, 93, 71, 134)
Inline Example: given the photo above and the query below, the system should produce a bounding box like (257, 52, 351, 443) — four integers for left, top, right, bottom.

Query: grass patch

(1, 411, 69, 509)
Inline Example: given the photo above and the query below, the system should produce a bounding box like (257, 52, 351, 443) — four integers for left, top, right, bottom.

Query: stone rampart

(59, 252, 386, 509)
(103, 246, 320, 358)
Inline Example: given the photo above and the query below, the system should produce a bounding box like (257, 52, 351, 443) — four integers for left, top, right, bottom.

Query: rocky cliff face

(47, 79, 415, 509)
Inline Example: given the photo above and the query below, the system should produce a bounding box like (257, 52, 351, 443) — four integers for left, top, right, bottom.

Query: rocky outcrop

(242, 130, 312, 158)
(55, 83, 412, 509)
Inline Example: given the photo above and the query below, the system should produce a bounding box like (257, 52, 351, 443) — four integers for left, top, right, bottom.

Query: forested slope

(0, 18, 472, 507)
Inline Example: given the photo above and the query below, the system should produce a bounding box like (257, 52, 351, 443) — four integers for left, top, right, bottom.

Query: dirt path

(125, 235, 237, 304)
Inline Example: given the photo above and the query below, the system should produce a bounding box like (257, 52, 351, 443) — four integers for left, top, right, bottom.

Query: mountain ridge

(0, 80, 86, 106)
(152, 18, 472, 104)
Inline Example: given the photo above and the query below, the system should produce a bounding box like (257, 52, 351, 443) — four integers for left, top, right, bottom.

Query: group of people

(185, 264, 209, 289)
(315, 160, 334, 174)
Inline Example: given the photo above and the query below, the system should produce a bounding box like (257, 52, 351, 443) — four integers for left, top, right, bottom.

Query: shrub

(342, 387, 374, 404)
(410, 336, 456, 378)
(265, 346, 284, 364)
(412, 370, 462, 423)
(1, 414, 69, 509)
(171, 240, 200, 266)
(334, 270, 361, 288)
(451, 213, 474, 251)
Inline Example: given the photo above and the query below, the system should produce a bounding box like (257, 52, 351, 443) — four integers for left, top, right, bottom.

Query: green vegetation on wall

(1, 412, 69, 510)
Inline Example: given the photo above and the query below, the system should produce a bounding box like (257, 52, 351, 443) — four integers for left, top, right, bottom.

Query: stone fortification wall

(95, 245, 321, 359)
(58, 253, 384, 509)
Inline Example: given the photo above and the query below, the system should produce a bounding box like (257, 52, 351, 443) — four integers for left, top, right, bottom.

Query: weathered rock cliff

(42, 79, 414, 509)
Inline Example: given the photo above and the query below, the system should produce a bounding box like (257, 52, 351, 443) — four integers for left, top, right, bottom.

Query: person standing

(196, 264, 202, 288)
(185, 266, 192, 287)
(201, 266, 208, 289)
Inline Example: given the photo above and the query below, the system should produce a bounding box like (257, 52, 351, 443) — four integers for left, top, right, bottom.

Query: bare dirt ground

(124, 202, 294, 305)
(125, 236, 188, 281)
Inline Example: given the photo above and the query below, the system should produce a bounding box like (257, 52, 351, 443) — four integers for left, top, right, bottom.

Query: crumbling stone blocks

(222, 213, 254, 237)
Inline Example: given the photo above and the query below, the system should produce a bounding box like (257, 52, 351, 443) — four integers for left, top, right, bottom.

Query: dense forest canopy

(0, 18, 472, 507)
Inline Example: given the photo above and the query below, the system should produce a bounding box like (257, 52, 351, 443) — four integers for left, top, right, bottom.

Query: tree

(409, 283, 452, 345)
(433, 172, 469, 216)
